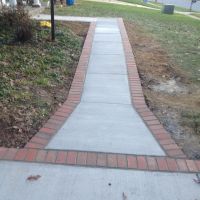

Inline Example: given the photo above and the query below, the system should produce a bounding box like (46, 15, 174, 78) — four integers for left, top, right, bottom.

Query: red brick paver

(1, 148, 199, 173)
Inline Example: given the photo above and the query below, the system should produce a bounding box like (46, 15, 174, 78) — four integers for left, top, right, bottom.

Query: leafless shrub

(0, 6, 35, 42)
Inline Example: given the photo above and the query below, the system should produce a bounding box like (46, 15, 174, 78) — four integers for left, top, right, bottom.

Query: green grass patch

(119, 0, 190, 11)
(119, 0, 162, 9)
(0, 20, 88, 147)
(0, 22, 82, 101)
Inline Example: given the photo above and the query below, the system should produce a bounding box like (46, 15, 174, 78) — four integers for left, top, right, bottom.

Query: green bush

(0, 6, 34, 42)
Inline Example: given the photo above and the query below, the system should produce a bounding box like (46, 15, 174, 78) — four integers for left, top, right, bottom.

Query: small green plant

(181, 111, 200, 135)
(36, 77, 50, 87)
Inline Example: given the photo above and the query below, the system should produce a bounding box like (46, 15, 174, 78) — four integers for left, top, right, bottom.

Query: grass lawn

(0, 20, 89, 147)
(117, 0, 191, 12)
(46, 0, 200, 83)
(118, 0, 159, 8)
(119, 0, 162, 9)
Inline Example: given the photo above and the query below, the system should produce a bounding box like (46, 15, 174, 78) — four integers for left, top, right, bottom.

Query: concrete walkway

(0, 17, 200, 199)
(46, 19, 165, 156)
(33, 14, 97, 22)
(1, 161, 200, 200)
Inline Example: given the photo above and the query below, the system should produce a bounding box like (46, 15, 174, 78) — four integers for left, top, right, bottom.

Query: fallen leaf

(27, 175, 41, 181)
(12, 126, 19, 129)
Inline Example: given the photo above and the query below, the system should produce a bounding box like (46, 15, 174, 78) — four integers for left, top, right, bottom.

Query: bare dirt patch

(125, 21, 200, 159)
(0, 21, 89, 148)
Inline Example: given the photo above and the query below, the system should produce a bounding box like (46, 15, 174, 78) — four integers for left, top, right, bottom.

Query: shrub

(0, 6, 34, 42)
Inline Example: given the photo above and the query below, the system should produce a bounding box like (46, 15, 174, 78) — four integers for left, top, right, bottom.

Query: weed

(181, 111, 200, 135)
(35, 78, 50, 87)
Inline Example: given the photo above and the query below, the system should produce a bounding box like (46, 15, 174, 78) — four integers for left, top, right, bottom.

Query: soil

(125, 21, 200, 159)
(0, 22, 89, 148)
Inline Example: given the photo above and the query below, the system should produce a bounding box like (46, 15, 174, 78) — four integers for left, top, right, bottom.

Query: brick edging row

(118, 19, 186, 158)
(0, 148, 199, 173)
(25, 22, 96, 149)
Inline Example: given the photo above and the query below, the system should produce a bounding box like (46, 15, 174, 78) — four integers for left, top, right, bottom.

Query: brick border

(0, 147, 199, 173)
(1, 19, 199, 174)
(25, 22, 96, 149)
(118, 18, 186, 158)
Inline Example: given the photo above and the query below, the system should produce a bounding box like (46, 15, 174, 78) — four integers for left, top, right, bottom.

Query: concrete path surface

(46, 19, 165, 156)
(0, 161, 200, 200)
(32, 14, 97, 22)
(0, 17, 200, 200)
